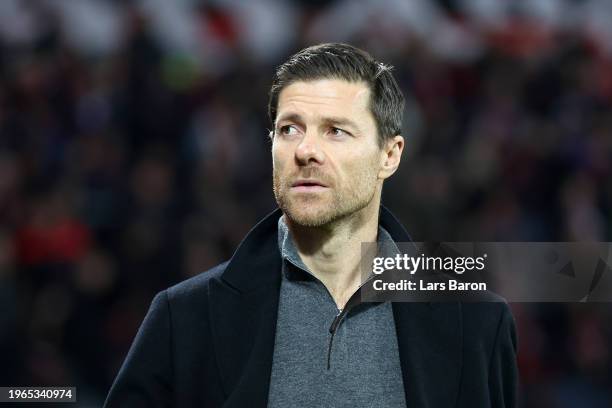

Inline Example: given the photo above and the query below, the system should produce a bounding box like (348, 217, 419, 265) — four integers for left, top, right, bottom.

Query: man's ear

(378, 135, 404, 180)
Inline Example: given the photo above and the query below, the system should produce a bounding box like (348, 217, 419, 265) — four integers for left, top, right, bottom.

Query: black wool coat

(104, 207, 518, 407)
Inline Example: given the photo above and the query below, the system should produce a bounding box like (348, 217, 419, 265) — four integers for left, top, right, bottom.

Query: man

(105, 43, 517, 407)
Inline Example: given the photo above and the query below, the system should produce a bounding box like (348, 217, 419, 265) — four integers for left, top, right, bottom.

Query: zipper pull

(329, 309, 344, 334)
(327, 309, 346, 370)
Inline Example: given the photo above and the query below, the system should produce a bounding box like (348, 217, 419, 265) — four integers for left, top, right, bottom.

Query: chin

(285, 208, 332, 227)
(279, 199, 334, 227)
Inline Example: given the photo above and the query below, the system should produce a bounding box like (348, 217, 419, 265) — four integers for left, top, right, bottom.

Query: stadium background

(0, 0, 611, 406)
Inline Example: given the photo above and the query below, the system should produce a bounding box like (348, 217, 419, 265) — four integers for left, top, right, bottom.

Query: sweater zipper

(284, 258, 376, 371)
(326, 274, 376, 370)
(327, 307, 347, 370)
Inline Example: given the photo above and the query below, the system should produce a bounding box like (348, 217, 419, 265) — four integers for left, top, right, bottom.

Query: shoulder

(459, 297, 517, 353)
(460, 292, 513, 329)
(164, 261, 229, 305)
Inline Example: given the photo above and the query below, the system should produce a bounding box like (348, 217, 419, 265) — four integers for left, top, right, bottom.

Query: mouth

(291, 179, 328, 192)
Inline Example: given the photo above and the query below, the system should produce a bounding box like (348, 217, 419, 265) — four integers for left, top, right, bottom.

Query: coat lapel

(393, 302, 463, 408)
(381, 206, 463, 407)
(209, 209, 283, 407)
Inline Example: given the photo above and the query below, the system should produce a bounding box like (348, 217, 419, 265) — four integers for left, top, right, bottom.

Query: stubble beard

(273, 167, 379, 228)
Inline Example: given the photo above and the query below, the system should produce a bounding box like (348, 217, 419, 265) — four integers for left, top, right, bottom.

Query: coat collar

(220, 207, 284, 293)
(221, 205, 412, 293)
(210, 206, 462, 408)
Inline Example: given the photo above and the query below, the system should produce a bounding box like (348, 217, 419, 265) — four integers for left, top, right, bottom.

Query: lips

(290, 179, 329, 192)
(291, 179, 327, 188)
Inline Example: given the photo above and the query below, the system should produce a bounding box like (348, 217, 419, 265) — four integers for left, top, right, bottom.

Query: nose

(295, 131, 325, 166)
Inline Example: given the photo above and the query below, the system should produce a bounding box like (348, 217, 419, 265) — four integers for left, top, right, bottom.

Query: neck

(285, 197, 380, 309)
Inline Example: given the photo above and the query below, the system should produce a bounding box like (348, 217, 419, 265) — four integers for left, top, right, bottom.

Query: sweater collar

(221, 206, 411, 293)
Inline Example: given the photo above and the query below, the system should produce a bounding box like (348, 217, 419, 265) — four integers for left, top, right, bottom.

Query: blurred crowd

(0, 0, 611, 406)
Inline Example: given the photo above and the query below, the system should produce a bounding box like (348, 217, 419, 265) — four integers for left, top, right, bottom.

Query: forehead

(276, 79, 373, 122)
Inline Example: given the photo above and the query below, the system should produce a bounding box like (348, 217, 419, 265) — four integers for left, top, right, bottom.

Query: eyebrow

(321, 116, 360, 131)
(275, 113, 304, 127)
(275, 113, 361, 132)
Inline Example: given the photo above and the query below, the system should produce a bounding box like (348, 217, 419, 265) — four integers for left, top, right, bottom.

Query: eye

(329, 127, 350, 138)
(278, 125, 299, 137)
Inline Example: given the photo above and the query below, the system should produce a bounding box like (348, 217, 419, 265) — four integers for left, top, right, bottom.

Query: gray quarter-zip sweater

(267, 216, 407, 408)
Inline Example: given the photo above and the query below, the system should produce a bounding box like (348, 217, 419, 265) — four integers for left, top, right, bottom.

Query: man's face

(272, 79, 385, 227)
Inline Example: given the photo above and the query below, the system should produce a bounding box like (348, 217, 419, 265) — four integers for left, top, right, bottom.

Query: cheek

(271, 144, 286, 171)
(339, 151, 381, 181)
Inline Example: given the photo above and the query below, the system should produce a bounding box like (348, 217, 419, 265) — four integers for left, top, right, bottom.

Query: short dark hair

(268, 43, 405, 146)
